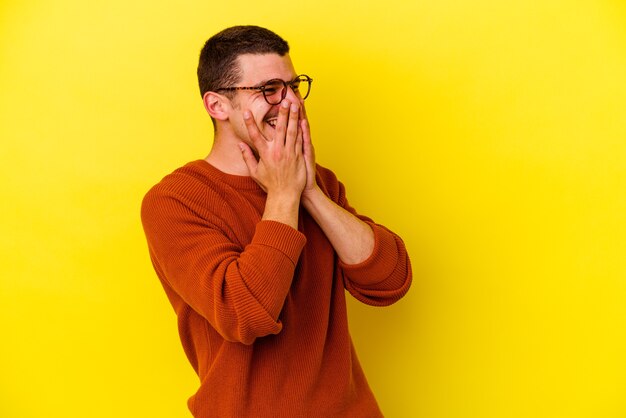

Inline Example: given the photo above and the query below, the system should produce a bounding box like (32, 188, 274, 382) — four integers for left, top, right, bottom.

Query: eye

(262, 81, 283, 95)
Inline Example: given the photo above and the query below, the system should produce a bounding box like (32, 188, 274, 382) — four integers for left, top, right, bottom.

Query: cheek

(228, 113, 250, 140)
(247, 98, 272, 118)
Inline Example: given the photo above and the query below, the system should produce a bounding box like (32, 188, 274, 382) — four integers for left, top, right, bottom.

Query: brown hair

(197, 26, 290, 99)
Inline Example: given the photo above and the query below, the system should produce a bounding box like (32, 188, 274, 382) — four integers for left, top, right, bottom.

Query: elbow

(237, 321, 283, 345)
(345, 255, 413, 306)
(215, 310, 284, 345)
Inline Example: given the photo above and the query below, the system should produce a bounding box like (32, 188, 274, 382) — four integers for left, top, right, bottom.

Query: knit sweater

(141, 160, 412, 418)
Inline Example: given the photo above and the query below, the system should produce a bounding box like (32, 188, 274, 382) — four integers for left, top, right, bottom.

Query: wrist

(262, 190, 301, 229)
(301, 185, 324, 210)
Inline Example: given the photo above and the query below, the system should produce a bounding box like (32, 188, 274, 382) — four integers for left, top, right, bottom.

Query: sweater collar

(191, 159, 264, 192)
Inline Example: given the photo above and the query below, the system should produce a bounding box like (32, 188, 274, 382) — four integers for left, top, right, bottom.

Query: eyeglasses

(215, 74, 313, 105)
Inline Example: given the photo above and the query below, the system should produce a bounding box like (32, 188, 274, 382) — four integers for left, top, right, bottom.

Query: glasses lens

(262, 80, 286, 105)
(261, 76, 312, 104)
(292, 76, 311, 100)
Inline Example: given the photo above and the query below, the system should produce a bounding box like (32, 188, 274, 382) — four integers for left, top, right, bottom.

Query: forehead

(236, 53, 297, 84)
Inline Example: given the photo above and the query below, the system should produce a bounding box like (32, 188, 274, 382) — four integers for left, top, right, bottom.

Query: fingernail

(281, 100, 290, 108)
(238, 143, 245, 152)
(290, 103, 298, 112)
(243, 111, 251, 120)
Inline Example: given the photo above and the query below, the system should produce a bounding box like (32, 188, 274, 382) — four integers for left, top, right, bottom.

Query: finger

(301, 118, 314, 162)
(243, 111, 267, 151)
(274, 100, 291, 144)
(295, 121, 303, 157)
(300, 102, 308, 122)
(238, 142, 258, 174)
(285, 102, 300, 150)
(299, 105, 310, 140)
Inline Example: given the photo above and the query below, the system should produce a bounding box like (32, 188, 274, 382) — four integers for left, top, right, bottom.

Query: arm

(300, 117, 412, 305)
(141, 191, 306, 345)
(299, 118, 374, 264)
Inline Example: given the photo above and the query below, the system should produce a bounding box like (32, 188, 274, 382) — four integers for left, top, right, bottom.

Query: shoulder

(144, 160, 207, 200)
(141, 160, 229, 220)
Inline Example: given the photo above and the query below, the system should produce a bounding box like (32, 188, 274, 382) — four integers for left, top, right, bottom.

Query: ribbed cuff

(252, 220, 307, 265)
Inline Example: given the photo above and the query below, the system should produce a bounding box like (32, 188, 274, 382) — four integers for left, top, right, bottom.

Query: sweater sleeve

(141, 190, 306, 345)
(339, 220, 412, 306)
(317, 167, 412, 306)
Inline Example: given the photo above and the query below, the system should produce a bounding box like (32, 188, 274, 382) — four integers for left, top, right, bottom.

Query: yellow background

(1, 0, 625, 417)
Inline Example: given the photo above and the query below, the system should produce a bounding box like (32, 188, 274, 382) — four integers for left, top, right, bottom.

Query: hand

(239, 100, 307, 200)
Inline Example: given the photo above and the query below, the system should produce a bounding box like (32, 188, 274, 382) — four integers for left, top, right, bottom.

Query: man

(141, 25, 412, 418)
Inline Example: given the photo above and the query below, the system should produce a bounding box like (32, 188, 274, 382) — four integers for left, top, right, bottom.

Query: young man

(141, 26, 412, 418)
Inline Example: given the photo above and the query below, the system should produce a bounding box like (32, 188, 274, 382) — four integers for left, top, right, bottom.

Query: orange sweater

(141, 160, 412, 418)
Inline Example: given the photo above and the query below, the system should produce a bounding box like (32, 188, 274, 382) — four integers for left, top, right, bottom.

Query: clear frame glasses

(215, 74, 312, 105)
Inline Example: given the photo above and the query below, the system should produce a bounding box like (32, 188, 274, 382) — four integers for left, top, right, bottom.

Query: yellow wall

(1, 0, 625, 417)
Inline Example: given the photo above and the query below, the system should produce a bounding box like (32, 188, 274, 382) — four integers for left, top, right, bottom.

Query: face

(225, 53, 304, 148)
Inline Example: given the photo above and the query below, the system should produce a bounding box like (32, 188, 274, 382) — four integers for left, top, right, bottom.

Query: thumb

(239, 142, 258, 174)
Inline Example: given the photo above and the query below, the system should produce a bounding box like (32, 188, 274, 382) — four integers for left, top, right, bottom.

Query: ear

(202, 91, 230, 121)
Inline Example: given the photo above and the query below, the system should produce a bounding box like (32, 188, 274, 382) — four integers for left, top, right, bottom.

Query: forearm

(301, 186, 374, 264)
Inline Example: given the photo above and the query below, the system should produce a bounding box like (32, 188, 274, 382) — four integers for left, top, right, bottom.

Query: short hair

(197, 25, 290, 99)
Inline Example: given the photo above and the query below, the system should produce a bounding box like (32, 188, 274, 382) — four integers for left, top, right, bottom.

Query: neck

(204, 131, 252, 176)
